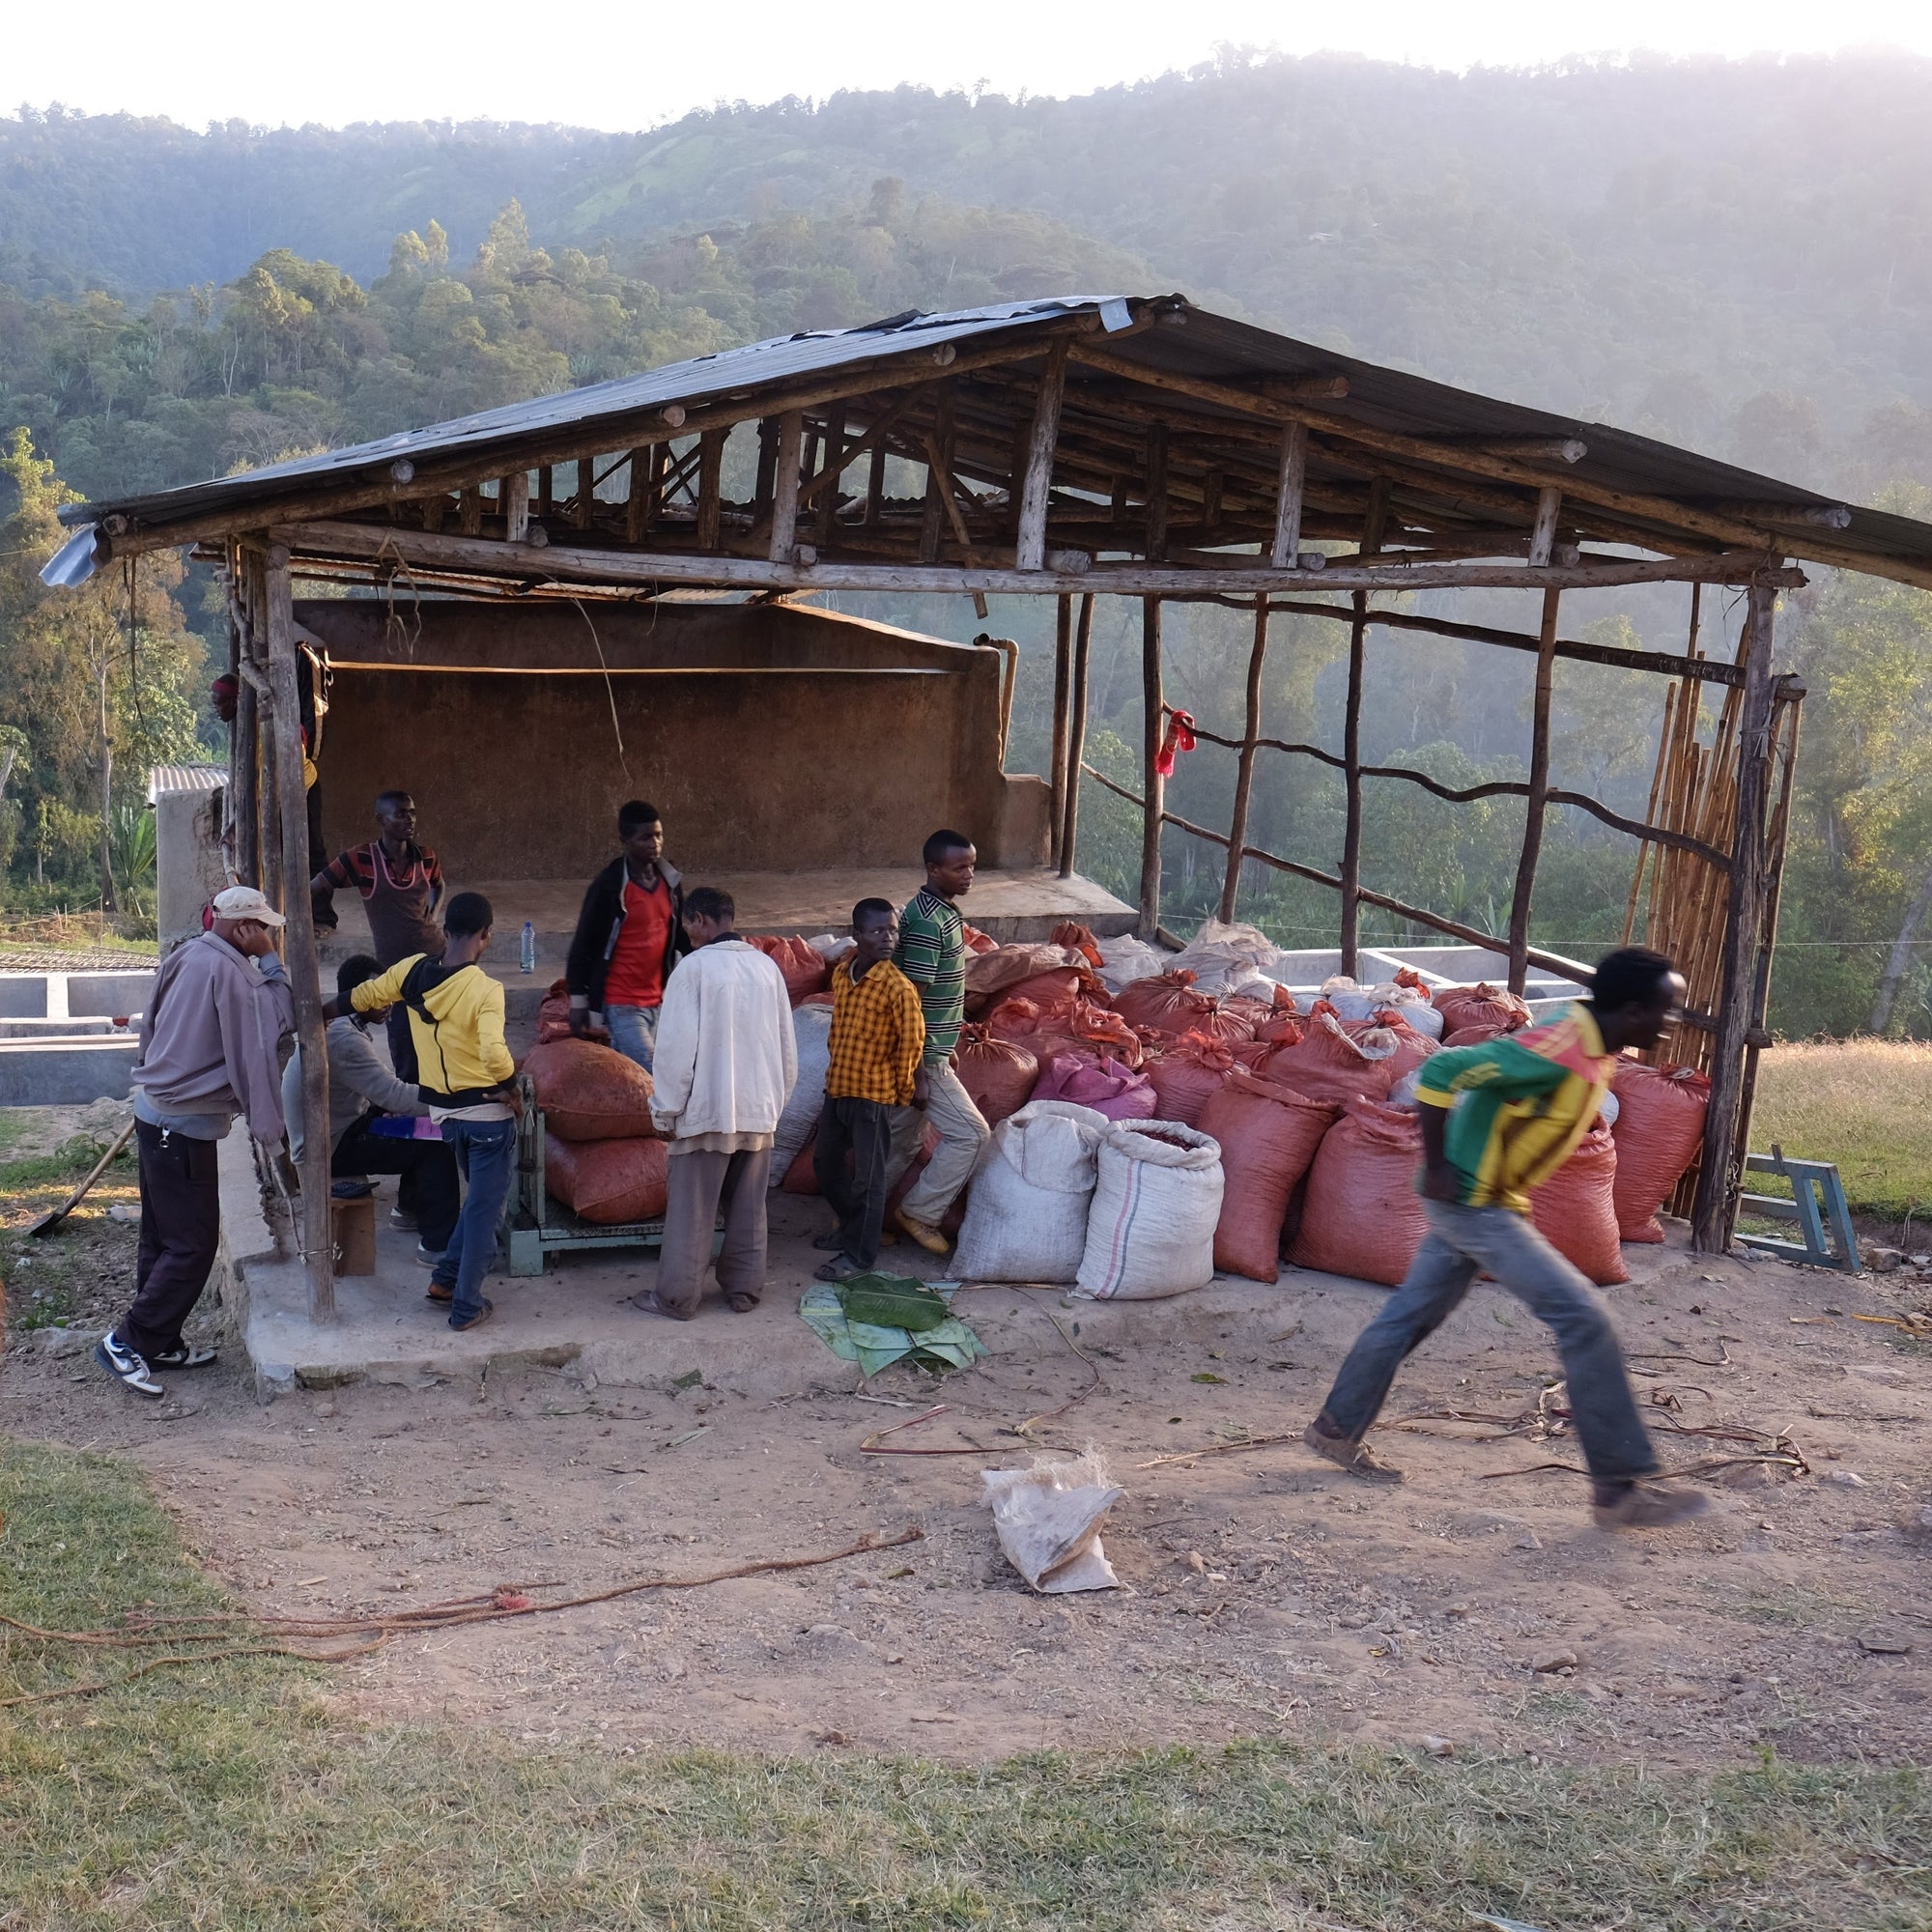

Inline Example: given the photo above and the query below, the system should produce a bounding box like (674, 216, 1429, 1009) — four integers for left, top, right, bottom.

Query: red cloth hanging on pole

(1155, 706, 1197, 778)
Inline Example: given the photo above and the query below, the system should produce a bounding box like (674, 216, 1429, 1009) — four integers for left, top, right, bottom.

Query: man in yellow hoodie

(346, 892, 517, 1333)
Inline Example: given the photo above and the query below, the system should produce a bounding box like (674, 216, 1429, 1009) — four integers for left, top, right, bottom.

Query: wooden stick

(1049, 596, 1073, 869)
(260, 541, 334, 1323)
(1015, 341, 1068, 571)
(695, 430, 724, 551)
(1060, 592, 1094, 879)
(1692, 579, 1780, 1251)
(1139, 596, 1164, 940)
(769, 412, 804, 563)
(1339, 481, 1388, 972)
(1270, 422, 1307, 569)
(1528, 485, 1562, 569)
(1144, 424, 1169, 563)
(1507, 586, 1562, 993)
(574, 458, 594, 531)
(1221, 593, 1269, 922)
(501, 471, 530, 545)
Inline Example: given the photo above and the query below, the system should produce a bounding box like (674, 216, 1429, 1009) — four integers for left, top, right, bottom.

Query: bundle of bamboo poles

(1622, 664, 1742, 1079)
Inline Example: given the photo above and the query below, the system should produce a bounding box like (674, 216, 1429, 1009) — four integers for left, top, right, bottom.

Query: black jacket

(565, 857, 690, 1017)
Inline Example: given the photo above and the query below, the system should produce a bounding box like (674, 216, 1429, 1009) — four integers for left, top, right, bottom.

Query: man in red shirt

(564, 801, 690, 1073)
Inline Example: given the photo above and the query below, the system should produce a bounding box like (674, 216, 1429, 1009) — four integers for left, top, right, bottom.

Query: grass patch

(1753, 1040, 1932, 1224)
(4, 1444, 1929, 1929)
(0, 1132, 133, 1195)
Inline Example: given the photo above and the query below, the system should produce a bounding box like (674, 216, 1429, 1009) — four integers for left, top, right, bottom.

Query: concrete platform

(0, 1035, 142, 1105)
(215, 1133, 1692, 1404)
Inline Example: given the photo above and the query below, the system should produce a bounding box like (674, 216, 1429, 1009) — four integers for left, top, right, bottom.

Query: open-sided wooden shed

(49, 293, 1932, 1319)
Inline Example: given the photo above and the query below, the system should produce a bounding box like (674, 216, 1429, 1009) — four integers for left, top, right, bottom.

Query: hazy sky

(14, 0, 1932, 131)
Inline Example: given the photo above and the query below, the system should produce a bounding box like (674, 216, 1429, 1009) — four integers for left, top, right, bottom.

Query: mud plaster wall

(298, 600, 1049, 879)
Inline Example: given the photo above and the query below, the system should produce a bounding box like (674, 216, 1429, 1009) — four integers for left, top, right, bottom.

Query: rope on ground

(0, 1527, 924, 1660)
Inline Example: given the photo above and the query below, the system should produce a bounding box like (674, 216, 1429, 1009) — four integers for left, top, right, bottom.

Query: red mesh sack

(1111, 970, 1215, 1038)
(1198, 1069, 1338, 1281)
(1000, 967, 1092, 1015)
(1052, 1001, 1146, 1070)
(1219, 993, 1273, 1034)
(984, 995, 1049, 1041)
(537, 978, 574, 1043)
(1050, 921, 1104, 969)
(1609, 1063, 1711, 1242)
(960, 923, 999, 955)
(1032, 1053, 1158, 1122)
(1255, 1009, 1400, 1107)
(964, 943, 1094, 1013)
(1190, 1001, 1260, 1047)
(1290, 1098, 1429, 1288)
(1434, 981, 1530, 1036)
(545, 1134, 669, 1224)
(1529, 1123, 1628, 1285)
(781, 1134, 819, 1194)
(746, 934, 832, 1005)
(953, 1026, 1040, 1128)
(1256, 1006, 1305, 1047)
(525, 1037, 656, 1141)
(1146, 1033, 1239, 1126)
(1440, 1022, 1506, 1051)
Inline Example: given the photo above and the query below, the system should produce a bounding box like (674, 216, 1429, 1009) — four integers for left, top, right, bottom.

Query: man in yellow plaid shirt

(813, 898, 926, 1282)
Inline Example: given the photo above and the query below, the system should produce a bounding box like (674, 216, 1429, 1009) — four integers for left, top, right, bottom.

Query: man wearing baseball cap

(99, 885, 297, 1398)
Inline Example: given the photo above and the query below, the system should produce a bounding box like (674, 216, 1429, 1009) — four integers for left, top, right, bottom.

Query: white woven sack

(770, 1003, 832, 1182)
(1075, 1119, 1224, 1301)
(953, 1100, 1108, 1283)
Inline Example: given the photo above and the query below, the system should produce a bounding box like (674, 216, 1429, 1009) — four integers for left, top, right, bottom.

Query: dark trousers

(814, 1095, 894, 1270)
(333, 1117, 460, 1252)
(121, 1119, 223, 1360)
(385, 1005, 419, 1086)
(654, 1146, 772, 1317)
(1321, 1199, 1661, 1484)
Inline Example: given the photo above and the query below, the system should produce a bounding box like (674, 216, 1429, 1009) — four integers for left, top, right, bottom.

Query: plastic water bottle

(519, 920, 536, 975)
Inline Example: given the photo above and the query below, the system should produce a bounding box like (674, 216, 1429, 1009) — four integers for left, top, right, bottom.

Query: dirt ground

(5, 1098, 1931, 1771)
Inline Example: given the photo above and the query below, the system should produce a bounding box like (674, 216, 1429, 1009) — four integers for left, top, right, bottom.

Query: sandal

(725, 1291, 760, 1313)
(633, 1290, 688, 1321)
(425, 1281, 454, 1304)
(448, 1298, 493, 1333)
(1302, 1420, 1404, 1483)
(812, 1257, 861, 1283)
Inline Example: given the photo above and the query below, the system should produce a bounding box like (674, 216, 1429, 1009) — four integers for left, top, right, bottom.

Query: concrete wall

(157, 786, 230, 956)
(298, 600, 1046, 880)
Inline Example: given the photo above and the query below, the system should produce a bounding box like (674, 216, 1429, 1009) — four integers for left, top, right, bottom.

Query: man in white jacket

(639, 886, 797, 1319)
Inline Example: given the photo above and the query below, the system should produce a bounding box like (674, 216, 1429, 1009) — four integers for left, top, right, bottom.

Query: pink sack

(1032, 1053, 1158, 1122)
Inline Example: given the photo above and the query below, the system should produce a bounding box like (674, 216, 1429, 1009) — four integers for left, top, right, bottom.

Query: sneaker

(1593, 1482, 1709, 1528)
(449, 1297, 494, 1333)
(890, 1209, 951, 1256)
(1302, 1419, 1404, 1482)
(147, 1344, 218, 1370)
(330, 1179, 374, 1200)
(413, 1242, 446, 1267)
(96, 1330, 163, 1399)
(389, 1207, 419, 1232)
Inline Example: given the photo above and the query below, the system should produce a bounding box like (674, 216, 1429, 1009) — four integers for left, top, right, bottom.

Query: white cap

(212, 885, 288, 928)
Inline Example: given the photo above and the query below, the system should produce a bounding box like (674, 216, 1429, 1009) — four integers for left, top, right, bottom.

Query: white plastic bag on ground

(1169, 919, 1287, 997)
(1597, 1088, 1620, 1129)
(1320, 974, 1378, 1022)
(809, 933, 856, 963)
(1076, 1119, 1224, 1299)
(771, 1004, 832, 1181)
(1095, 933, 1168, 993)
(953, 1100, 1109, 1283)
(981, 1452, 1123, 1593)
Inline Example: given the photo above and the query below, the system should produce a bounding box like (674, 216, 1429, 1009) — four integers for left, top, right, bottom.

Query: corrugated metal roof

(57, 294, 1932, 584)
(147, 763, 225, 802)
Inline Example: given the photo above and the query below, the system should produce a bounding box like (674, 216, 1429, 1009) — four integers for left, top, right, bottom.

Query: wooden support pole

(624, 446, 652, 545)
(695, 431, 725, 550)
(1270, 421, 1307, 569)
(1692, 576, 1780, 1253)
(1528, 485, 1562, 569)
(1049, 595, 1073, 868)
(1015, 341, 1068, 571)
(815, 405, 846, 548)
(538, 465, 554, 523)
(1060, 592, 1094, 879)
(1139, 595, 1164, 940)
(920, 390, 954, 565)
(769, 411, 804, 564)
(1144, 425, 1170, 562)
(1221, 592, 1270, 922)
(1507, 586, 1563, 994)
(1339, 480, 1389, 973)
(865, 444, 887, 528)
(227, 559, 260, 887)
(261, 541, 335, 1324)
(501, 471, 530, 545)
(575, 457, 595, 530)
(458, 487, 483, 537)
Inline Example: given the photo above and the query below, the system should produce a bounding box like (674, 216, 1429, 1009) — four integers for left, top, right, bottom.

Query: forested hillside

(3, 53, 1932, 1035)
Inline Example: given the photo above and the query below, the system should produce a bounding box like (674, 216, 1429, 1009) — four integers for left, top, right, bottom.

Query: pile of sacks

(941, 926, 1714, 1296)
(521, 1035, 668, 1224)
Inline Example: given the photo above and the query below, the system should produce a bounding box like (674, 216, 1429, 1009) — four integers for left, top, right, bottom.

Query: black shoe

(97, 1331, 164, 1399)
(147, 1344, 218, 1370)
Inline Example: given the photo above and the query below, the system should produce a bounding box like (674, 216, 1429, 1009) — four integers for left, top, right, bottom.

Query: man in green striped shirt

(888, 830, 989, 1253)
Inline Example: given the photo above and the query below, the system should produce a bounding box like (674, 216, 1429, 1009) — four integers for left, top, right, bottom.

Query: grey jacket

(281, 1014, 428, 1159)
(132, 931, 295, 1143)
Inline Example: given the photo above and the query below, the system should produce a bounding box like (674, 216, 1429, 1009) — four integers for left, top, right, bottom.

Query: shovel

(28, 1118, 137, 1237)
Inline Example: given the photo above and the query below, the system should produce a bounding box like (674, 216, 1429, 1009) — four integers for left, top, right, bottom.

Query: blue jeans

(1320, 1199, 1660, 1484)
(431, 1118, 517, 1323)
(605, 1004, 660, 1074)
